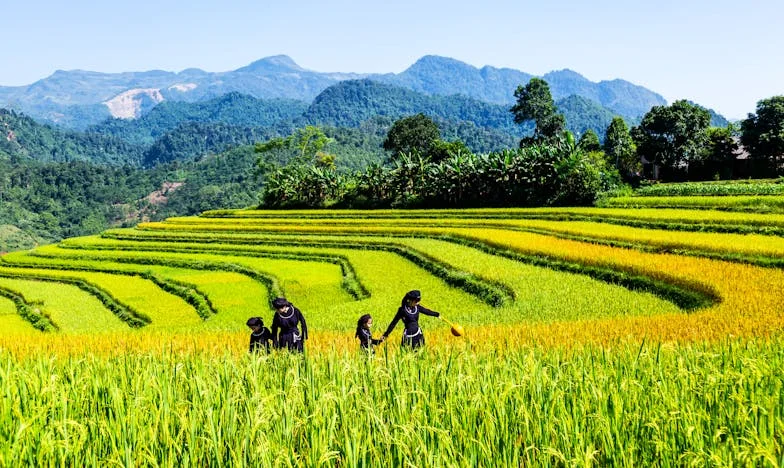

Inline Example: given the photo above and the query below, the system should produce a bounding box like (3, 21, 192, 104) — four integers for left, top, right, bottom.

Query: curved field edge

(201, 207, 784, 230)
(1, 257, 219, 320)
(112, 226, 719, 311)
(0, 285, 55, 332)
(54, 236, 513, 308)
(0, 269, 149, 328)
(161, 216, 784, 262)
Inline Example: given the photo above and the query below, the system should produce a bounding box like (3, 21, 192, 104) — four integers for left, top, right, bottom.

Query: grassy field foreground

(1, 337, 783, 467)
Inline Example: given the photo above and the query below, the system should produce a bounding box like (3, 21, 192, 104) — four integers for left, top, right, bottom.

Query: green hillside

(88, 92, 308, 146)
(0, 109, 144, 165)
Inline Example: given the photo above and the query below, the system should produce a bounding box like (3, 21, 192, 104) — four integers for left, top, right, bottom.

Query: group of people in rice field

(246, 290, 440, 354)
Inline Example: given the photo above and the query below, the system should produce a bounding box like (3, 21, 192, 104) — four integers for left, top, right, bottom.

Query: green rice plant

(149, 214, 784, 263)
(4, 251, 219, 320)
(61, 235, 511, 307)
(6, 255, 271, 332)
(3, 251, 279, 329)
(56, 236, 370, 301)
(150, 209, 784, 237)
(1, 338, 782, 466)
(8, 244, 362, 330)
(200, 207, 784, 226)
(602, 195, 784, 212)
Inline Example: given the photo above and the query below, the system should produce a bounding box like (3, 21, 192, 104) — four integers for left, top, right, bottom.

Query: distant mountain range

(3, 75, 731, 170)
(0, 55, 669, 129)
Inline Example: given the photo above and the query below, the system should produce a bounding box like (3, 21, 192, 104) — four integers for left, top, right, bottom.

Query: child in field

(355, 314, 383, 352)
(246, 317, 273, 353)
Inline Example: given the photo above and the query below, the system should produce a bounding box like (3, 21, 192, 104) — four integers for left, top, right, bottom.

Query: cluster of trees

(0, 159, 166, 250)
(0, 109, 144, 165)
(630, 97, 784, 181)
(0, 146, 269, 251)
(258, 128, 618, 209)
(88, 93, 308, 146)
(257, 80, 621, 209)
(507, 82, 784, 182)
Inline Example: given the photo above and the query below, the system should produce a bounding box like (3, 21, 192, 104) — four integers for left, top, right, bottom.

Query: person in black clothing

(381, 290, 440, 350)
(355, 314, 383, 352)
(270, 297, 308, 353)
(246, 316, 273, 353)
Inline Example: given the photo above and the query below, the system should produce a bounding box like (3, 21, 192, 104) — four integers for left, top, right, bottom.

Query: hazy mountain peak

(405, 55, 479, 74)
(237, 55, 304, 73)
(544, 69, 591, 83)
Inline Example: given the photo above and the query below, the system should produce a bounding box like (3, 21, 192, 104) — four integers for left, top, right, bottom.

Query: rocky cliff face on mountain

(0, 55, 667, 129)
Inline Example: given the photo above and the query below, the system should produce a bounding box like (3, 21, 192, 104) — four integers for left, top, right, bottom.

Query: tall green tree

(577, 129, 601, 153)
(255, 126, 342, 207)
(694, 125, 739, 179)
(427, 139, 471, 163)
(604, 117, 639, 179)
(741, 96, 784, 174)
(631, 100, 710, 179)
(382, 114, 440, 159)
(255, 125, 332, 167)
(510, 78, 566, 143)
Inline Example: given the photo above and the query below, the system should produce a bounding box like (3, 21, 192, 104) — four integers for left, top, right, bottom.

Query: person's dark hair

(272, 297, 289, 309)
(355, 314, 372, 338)
(246, 317, 264, 328)
(401, 290, 421, 307)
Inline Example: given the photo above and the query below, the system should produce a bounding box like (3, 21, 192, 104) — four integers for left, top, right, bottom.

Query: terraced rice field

(2, 206, 783, 466)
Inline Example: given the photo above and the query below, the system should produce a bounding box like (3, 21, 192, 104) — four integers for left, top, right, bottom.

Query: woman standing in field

(381, 290, 440, 349)
(270, 297, 308, 353)
(355, 314, 383, 352)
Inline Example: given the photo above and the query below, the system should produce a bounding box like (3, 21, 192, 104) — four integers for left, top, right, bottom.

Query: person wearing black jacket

(355, 314, 383, 352)
(270, 297, 308, 353)
(382, 290, 440, 350)
(246, 316, 273, 353)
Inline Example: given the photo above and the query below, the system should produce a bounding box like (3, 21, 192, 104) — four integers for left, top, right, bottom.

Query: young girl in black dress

(246, 316, 273, 353)
(355, 314, 383, 352)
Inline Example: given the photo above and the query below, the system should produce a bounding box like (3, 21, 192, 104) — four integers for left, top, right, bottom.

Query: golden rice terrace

(2, 206, 784, 348)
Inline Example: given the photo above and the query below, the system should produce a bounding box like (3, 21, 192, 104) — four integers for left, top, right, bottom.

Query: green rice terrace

(1, 199, 784, 465)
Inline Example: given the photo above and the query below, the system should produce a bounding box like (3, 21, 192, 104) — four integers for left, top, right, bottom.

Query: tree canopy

(631, 100, 711, 179)
(741, 96, 784, 174)
(604, 117, 639, 180)
(382, 114, 441, 158)
(510, 78, 566, 142)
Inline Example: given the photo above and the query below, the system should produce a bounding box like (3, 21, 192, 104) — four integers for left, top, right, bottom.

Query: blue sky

(2, 0, 781, 119)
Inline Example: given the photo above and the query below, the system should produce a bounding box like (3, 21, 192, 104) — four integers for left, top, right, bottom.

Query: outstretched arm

(382, 310, 403, 337)
(418, 305, 440, 318)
